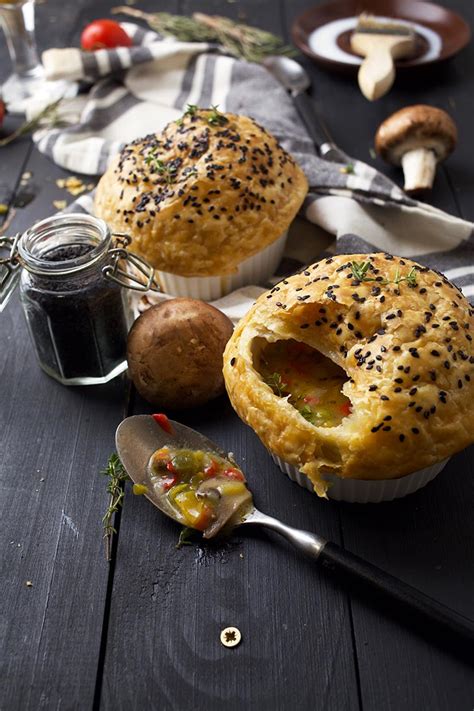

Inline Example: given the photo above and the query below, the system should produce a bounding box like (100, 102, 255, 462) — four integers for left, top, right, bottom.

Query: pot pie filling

(258, 339, 352, 427)
(147, 446, 253, 538)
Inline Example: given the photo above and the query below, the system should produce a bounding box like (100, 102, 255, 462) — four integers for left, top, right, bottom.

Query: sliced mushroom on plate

(375, 105, 457, 193)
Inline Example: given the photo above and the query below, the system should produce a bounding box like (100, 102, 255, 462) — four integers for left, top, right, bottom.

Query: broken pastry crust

(223, 253, 474, 496)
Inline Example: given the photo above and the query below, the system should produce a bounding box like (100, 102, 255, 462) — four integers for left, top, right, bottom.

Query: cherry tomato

(222, 467, 246, 482)
(152, 413, 173, 434)
(80, 19, 132, 51)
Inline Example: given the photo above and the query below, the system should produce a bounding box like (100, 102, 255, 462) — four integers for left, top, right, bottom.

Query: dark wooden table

(1, 1, 473, 709)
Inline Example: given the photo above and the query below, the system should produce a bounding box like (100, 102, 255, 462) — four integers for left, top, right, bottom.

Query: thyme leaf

(299, 405, 316, 424)
(176, 527, 198, 549)
(350, 260, 371, 282)
(102, 453, 130, 562)
(184, 103, 198, 117)
(145, 152, 178, 184)
(265, 372, 285, 397)
(207, 104, 228, 126)
(340, 163, 354, 174)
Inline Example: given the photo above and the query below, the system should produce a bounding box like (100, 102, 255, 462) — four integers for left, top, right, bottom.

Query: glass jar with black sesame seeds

(0, 214, 159, 385)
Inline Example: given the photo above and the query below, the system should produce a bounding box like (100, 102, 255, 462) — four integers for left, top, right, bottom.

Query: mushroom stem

(401, 148, 437, 193)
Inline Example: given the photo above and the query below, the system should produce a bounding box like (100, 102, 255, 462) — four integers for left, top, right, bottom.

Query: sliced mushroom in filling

(148, 447, 253, 538)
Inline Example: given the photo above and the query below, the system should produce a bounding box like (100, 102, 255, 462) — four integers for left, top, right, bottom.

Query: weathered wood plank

(99, 1, 359, 709)
(285, 2, 474, 710)
(0, 3, 123, 708)
(101, 397, 359, 711)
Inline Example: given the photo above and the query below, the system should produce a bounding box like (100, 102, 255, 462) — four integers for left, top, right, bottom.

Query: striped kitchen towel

(33, 21, 474, 306)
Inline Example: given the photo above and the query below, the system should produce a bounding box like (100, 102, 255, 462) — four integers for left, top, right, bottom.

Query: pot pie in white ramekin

(223, 253, 474, 502)
(95, 108, 308, 299)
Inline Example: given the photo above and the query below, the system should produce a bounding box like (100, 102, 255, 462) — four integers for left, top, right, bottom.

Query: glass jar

(0, 213, 159, 385)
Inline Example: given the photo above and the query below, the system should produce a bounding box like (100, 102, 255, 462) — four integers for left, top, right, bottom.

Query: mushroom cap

(375, 105, 457, 166)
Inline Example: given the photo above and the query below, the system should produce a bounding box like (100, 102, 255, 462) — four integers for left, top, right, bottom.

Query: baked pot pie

(95, 107, 308, 300)
(223, 253, 474, 502)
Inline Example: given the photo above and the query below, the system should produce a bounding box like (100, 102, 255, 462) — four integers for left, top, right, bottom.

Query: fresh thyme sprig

(350, 260, 418, 287)
(340, 163, 355, 174)
(102, 453, 130, 562)
(351, 260, 371, 281)
(184, 104, 198, 117)
(176, 527, 198, 549)
(265, 372, 286, 397)
(207, 104, 228, 126)
(111, 7, 296, 63)
(0, 98, 63, 148)
(299, 405, 316, 424)
(145, 152, 178, 184)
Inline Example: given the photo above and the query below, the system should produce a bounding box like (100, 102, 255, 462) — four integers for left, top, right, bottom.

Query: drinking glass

(0, 0, 76, 113)
(0, 0, 44, 110)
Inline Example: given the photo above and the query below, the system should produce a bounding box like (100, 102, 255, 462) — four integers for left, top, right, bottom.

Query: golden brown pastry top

(94, 108, 308, 276)
(223, 253, 474, 495)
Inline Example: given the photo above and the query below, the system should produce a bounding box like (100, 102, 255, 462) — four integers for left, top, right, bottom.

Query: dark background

(1, 1, 473, 710)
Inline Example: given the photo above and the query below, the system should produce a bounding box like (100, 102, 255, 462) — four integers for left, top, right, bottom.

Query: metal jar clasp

(103, 233, 161, 293)
(0, 233, 22, 312)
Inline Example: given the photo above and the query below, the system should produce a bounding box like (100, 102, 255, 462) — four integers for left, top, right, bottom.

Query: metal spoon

(116, 415, 474, 646)
(263, 55, 348, 162)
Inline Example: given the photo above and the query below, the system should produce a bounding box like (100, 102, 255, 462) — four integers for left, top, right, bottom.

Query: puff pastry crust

(95, 109, 308, 276)
(223, 253, 474, 496)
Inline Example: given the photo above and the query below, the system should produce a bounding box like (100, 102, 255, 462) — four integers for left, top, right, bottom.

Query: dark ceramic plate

(292, 0, 471, 73)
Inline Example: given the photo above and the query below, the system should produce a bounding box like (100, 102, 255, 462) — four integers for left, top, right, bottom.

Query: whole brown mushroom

(127, 298, 234, 409)
(375, 105, 457, 193)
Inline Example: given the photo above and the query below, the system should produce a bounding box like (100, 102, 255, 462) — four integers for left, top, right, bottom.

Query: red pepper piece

(204, 459, 219, 477)
(152, 413, 173, 433)
(340, 402, 352, 416)
(193, 505, 214, 531)
(222, 467, 246, 482)
(166, 460, 176, 474)
(161, 474, 178, 491)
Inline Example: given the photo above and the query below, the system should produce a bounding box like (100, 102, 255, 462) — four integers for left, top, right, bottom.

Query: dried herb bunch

(112, 7, 295, 63)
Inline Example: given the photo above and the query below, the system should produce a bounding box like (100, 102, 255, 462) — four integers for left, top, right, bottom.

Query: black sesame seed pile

(99, 109, 307, 273)
(262, 253, 473, 444)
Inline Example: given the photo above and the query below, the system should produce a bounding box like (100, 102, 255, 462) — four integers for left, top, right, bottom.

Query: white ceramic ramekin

(270, 453, 449, 504)
(155, 231, 288, 301)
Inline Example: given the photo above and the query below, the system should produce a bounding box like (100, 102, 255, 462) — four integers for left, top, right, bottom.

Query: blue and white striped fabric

(34, 21, 474, 307)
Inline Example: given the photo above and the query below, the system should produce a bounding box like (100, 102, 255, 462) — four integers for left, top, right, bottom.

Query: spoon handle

(318, 542, 474, 646)
(291, 91, 348, 163)
(249, 510, 474, 646)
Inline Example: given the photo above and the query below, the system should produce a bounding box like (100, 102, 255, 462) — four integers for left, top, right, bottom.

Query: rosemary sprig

(0, 99, 63, 148)
(112, 7, 296, 63)
(350, 260, 418, 287)
(102, 453, 130, 561)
